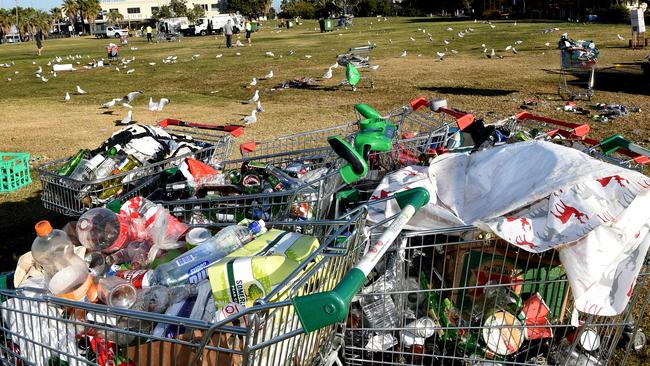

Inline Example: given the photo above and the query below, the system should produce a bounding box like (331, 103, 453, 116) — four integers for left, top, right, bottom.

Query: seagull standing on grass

(250, 77, 257, 86)
(117, 110, 133, 125)
(264, 70, 273, 79)
(322, 67, 333, 79)
(243, 110, 257, 124)
(256, 100, 264, 113)
(64, 92, 70, 102)
(76, 85, 86, 94)
(248, 90, 260, 104)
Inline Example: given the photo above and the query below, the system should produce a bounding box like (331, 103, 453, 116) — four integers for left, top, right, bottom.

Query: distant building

(99, 0, 227, 21)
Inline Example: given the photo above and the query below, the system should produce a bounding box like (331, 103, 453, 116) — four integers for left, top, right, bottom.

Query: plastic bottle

(76, 207, 137, 253)
(31, 220, 87, 279)
(57, 149, 88, 176)
(139, 284, 199, 313)
(105, 242, 150, 268)
(150, 220, 266, 286)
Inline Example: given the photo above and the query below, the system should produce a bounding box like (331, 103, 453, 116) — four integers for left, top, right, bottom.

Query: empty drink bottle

(76, 207, 139, 253)
(149, 220, 266, 286)
(57, 149, 88, 176)
(31, 220, 87, 279)
(69, 154, 106, 181)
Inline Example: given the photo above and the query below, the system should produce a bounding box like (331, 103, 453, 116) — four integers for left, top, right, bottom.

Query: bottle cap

(186, 227, 212, 246)
(249, 220, 266, 235)
(35, 220, 53, 236)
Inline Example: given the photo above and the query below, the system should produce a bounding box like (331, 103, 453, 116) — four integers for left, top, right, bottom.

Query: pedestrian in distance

(35, 30, 44, 56)
(146, 25, 153, 43)
(224, 19, 233, 48)
(245, 17, 252, 46)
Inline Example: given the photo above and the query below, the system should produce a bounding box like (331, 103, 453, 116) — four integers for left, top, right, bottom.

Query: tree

(79, 0, 101, 34)
(169, 0, 188, 17)
(61, 0, 78, 32)
(106, 9, 124, 26)
(187, 4, 206, 22)
(50, 7, 63, 33)
(228, 0, 272, 16)
(152, 5, 173, 20)
(0, 8, 13, 42)
(268, 7, 277, 19)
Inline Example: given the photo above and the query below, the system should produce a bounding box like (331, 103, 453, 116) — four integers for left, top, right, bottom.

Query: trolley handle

(514, 111, 590, 138)
(587, 134, 650, 165)
(292, 187, 431, 333)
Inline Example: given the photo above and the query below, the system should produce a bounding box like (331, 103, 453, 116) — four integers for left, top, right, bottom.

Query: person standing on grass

(146, 25, 153, 43)
(35, 30, 44, 56)
(245, 17, 252, 46)
(224, 19, 233, 48)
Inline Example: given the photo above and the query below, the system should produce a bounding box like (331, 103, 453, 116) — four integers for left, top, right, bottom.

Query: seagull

(41, 76, 48, 82)
(389, 39, 393, 44)
(265, 51, 275, 57)
(122, 102, 133, 109)
(235, 40, 243, 47)
(436, 52, 446, 60)
(545, 42, 551, 47)
(410, 37, 415, 41)
(236, 52, 241, 56)
(505, 45, 513, 51)
(64, 92, 70, 102)
(126, 69, 135, 74)
(331, 62, 340, 69)
(515, 40, 523, 45)
(117, 110, 133, 125)
(216, 54, 223, 58)
(248, 90, 260, 103)
(481, 43, 486, 48)
(490, 24, 496, 29)
(76, 85, 86, 94)
(250, 77, 257, 86)
(451, 49, 459, 54)
(304, 55, 312, 59)
(122, 91, 143, 103)
(446, 27, 453, 31)
(148, 97, 169, 112)
(101, 98, 121, 108)
(36, 66, 42, 74)
(35, 73, 41, 78)
(370, 65, 379, 70)
(457, 32, 464, 38)
(444, 39, 450, 45)
(322, 67, 333, 79)
(401, 50, 407, 57)
(512, 47, 518, 54)
(617, 34, 625, 40)
(264, 70, 273, 79)
(242, 110, 257, 124)
(256, 100, 264, 113)
(148, 62, 156, 66)
(191, 54, 200, 60)
(487, 48, 496, 59)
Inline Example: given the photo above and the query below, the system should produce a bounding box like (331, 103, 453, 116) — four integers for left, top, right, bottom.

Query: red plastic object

(186, 157, 218, 179)
(239, 141, 257, 154)
(436, 107, 475, 131)
(409, 97, 430, 111)
(514, 112, 590, 138)
(158, 118, 245, 137)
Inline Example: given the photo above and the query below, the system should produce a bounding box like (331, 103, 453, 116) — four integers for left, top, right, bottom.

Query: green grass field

(0, 18, 649, 363)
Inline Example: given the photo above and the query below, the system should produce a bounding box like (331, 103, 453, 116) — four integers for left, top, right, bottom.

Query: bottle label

(103, 214, 131, 254)
(176, 253, 196, 267)
(115, 269, 150, 288)
(187, 261, 209, 284)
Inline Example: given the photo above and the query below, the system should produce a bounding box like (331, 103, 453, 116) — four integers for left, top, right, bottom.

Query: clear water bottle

(149, 220, 266, 286)
(31, 220, 87, 278)
(139, 284, 199, 313)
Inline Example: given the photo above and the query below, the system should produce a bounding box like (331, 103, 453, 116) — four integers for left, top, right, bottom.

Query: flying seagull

(148, 97, 169, 112)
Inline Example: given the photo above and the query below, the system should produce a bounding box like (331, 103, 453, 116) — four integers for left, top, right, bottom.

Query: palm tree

(50, 7, 63, 33)
(62, 0, 78, 33)
(106, 9, 124, 27)
(0, 9, 14, 42)
(81, 0, 102, 34)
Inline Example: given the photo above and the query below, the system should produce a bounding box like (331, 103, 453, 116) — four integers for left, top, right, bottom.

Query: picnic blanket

(368, 140, 650, 316)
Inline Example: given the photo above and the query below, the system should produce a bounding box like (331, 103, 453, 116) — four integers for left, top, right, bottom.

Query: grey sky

(0, 0, 282, 11)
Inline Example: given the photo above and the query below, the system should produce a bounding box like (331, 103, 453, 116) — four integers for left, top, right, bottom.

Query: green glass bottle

(98, 155, 142, 200)
(47, 356, 69, 366)
(57, 149, 88, 176)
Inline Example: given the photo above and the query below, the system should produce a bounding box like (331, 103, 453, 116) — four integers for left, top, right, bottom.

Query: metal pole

(15, 0, 20, 42)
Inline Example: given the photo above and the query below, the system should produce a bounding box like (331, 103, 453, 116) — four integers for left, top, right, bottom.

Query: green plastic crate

(0, 152, 32, 192)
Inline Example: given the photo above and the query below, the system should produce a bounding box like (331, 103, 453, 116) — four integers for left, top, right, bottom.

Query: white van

(185, 15, 241, 36)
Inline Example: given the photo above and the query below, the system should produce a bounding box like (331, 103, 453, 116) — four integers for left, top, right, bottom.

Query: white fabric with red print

(368, 140, 650, 316)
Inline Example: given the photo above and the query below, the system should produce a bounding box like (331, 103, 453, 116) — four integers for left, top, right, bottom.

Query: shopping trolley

(337, 45, 376, 90)
(106, 43, 119, 63)
(494, 111, 591, 141)
(294, 135, 650, 365)
(558, 35, 598, 101)
(0, 212, 370, 366)
(37, 127, 233, 216)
